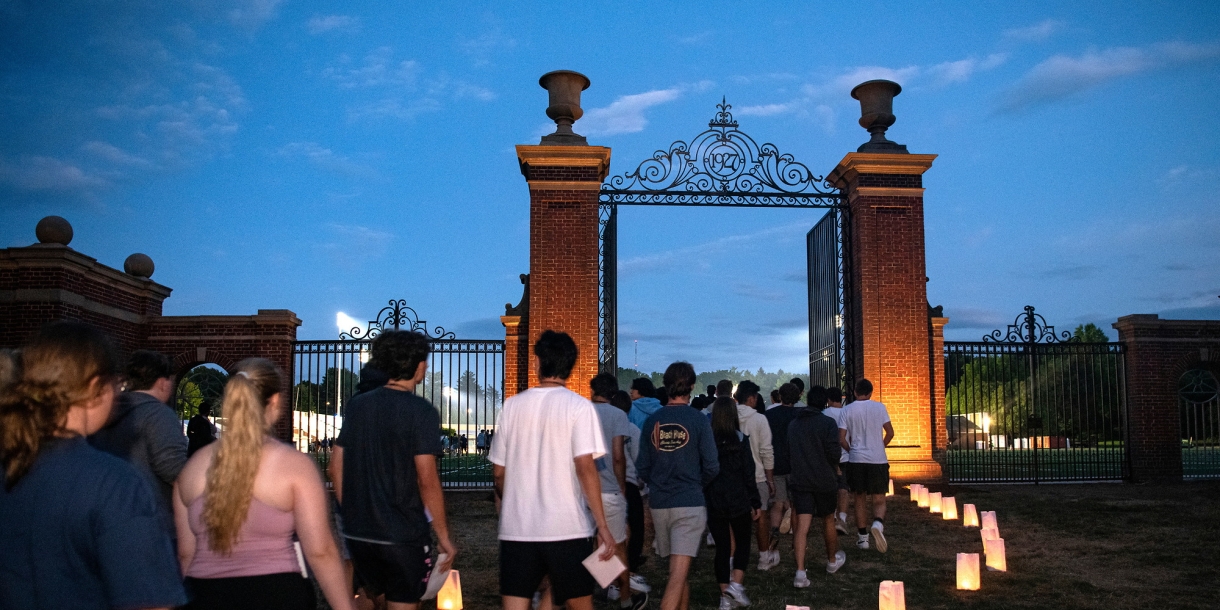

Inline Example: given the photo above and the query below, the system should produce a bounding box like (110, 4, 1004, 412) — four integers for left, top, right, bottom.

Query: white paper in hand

(421, 553, 449, 601)
(582, 545, 626, 589)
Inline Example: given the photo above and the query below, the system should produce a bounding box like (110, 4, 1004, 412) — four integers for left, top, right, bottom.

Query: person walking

(637, 362, 719, 610)
(610, 390, 651, 597)
(704, 397, 762, 610)
(0, 322, 186, 610)
(590, 374, 649, 610)
(187, 402, 218, 457)
(761, 382, 801, 568)
(730, 380, 775, 572)
(175, 358, 355, 610)
(823, 387, 852, 535)
(328, 330, 455, 609)
(628, 377, 663, 429)
(489, 330, 617, 610)
(788, 386, 846, 588)
(839, 379, 895, 553)
(90, 349, 189, 541)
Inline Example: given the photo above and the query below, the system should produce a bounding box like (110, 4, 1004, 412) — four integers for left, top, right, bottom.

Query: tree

(175, 365, 228, 419)
(1073, 323, 1110, 343)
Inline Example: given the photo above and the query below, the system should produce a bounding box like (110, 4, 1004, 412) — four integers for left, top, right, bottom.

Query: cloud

(943, 307, 1008, 331)
(318, 224, 394, 267)
(998, 41, 1220, 112)
(619, 221, 808, 277)
(1038, 264, 1103, 280)
(1003, 19, 1066, 42)
(275, 142, 378, 178)
(323, 49, 495, 122)
(226, 0, 283, 28)
(458, 25, 517, 66)
(80, 141, 151, 168)
(731, 282, 788, 302)
(323, 48, 420, 89)
(677, 31, 713, 45)
(307, 14, 360, 35)
(927, 54, 1008, 86)
(0, 155, 108, 195)
(580, 88, 684, 136)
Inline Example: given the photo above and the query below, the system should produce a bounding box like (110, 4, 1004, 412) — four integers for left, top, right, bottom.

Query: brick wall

(1114, 314, 1220, 482)
(517, 145, 611, 399)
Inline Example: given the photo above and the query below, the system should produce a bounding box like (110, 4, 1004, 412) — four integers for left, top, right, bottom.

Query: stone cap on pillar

(516, 145, 612, 189)
(829, 153, 938, 189)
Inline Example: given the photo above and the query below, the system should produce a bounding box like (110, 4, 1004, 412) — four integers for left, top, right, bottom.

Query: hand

(751, 508, 763, 521)
(767, 481, 776, 497)
(436, 535, 457, 573)
(598, 528, 617, 561)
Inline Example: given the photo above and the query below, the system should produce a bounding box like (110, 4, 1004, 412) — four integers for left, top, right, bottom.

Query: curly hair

(371, 330, 430, 381)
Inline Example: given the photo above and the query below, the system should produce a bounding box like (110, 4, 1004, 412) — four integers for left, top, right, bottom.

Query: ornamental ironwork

(338, 299, 456, 340)
(982, 305, 1077, 344)
(599, 99, 843, 207)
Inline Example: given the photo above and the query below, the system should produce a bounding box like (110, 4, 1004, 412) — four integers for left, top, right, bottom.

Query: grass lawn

(423, 480, 1220, 610)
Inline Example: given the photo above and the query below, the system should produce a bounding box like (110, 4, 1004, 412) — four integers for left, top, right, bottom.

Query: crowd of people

(0, 322, 895, 610)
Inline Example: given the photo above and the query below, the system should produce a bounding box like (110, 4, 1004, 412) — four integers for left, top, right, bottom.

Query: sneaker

(856, 533, 870, 550)
(629, 592, 650, 610)
(707, 532, 716, 547)
(834, 516, 849, 536)
(629, 573, 651, 593)
(607, 584, 620, 601)
(871, 520, 888, 553)
(793, 570, 811, 588)
(757, 550, 776, 571)
(725, 582, 751, 607)
(718, 595, 733, 610)
(779, 508, 793, 534)
(826, 550, 847, 574)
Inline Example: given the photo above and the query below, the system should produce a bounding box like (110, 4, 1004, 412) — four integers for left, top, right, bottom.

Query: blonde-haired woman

(174, 358, 356, 610)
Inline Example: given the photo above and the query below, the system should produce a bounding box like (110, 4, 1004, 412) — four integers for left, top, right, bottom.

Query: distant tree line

(616, 366, 811, 397)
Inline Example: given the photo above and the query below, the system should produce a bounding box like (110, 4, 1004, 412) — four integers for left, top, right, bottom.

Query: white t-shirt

(823, 406, 850, 463)
(624, 421, 642, 486)
(838, 399, 891, 464)
(488, 386, 607, 541)
(591, 401, 634, 495)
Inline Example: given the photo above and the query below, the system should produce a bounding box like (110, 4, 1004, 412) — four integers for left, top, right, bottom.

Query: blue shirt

(637, 404, 719, 509)
(0, 437, 186, 610)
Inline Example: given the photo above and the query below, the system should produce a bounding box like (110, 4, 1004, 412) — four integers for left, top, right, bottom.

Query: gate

(291, 300, 504, 489)
(597, 100, 850, 380)
(807, 208, 851, 389)
(943, 306, 1129, 483)
(1180, 367, 1220, 479)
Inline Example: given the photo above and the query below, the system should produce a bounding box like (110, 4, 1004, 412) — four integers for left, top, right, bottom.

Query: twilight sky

(2, 1, 1218, 374)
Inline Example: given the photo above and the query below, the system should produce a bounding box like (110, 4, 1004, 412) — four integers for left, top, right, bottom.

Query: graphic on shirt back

(652, 422, 690, 452)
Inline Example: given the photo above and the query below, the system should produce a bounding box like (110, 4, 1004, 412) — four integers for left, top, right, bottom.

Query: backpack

(704, 433, 757, 518)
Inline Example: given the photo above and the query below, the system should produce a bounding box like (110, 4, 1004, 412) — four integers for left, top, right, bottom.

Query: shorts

(602, 492, 629, 544)
(500, 538, 596, 603)
(185, 573, 315, 610)
(792, 490, 838, 518)
(836, 469, 850, 492)
(651, 506, 707, 558)
(346, 540, 433, 604)
(773, 474, 790, 503)
(756, 481, 772, 509)
(846, 462, 890, 495)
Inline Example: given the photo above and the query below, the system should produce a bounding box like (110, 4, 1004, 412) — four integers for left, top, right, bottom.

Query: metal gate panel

(1180, 368, 1220, 479)
(808, 210, 842, 389)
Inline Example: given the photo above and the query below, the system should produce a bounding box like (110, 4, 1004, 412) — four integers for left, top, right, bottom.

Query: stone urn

(850, 79, 908, 153)
(539, 70, 591, 145)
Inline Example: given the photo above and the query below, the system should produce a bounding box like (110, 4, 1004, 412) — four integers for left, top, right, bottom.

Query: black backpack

(704, 434, 757, 518)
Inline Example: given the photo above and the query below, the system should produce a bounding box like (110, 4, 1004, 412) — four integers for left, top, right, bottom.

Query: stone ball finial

(124, 253, 155, 278)
(539, 70, 591, 145)
(35, 215, 73, 246)
(850, 80, 909, 154)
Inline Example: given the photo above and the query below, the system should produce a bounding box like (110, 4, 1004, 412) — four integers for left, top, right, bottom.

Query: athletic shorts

(602, 492, 629, 544)
(500, 538, 596, 603)
(836, 470, 850, 492)
(773, 474, 790, 503)
(846, 462, 890, 495)
(184, 573, 315, 610)
(792, 490, 838, 518)
(347, 540, 433, 604)
(756, 481, 772, 509)
(651, 506, 707, 558)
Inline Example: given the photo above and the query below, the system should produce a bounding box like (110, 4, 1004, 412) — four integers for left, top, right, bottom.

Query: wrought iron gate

(598, 99, 849, 379)
(807, 208, 852, 389)
(291, 300, 503, 489)
(943, 306, 1129, 483)
(1180, 367, 1220, 479)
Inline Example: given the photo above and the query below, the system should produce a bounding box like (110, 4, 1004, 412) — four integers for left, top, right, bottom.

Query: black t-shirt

(336, 386, 442, 545)
(764, 405, 800, 476)
(0, 437, 186, 610)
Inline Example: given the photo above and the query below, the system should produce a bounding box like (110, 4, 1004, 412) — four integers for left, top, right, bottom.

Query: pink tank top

(186, 495, 302, 579)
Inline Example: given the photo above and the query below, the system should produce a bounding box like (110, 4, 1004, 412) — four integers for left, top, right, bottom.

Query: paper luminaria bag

(928, 491, 943, 513)
(941, 496, 959, 520)
(887, 478, 895, 496)
(981, 510, 999, 532)
(437, 570, 462, 610)
(917, 486, 930, 508)
(878, 580, 906, 610)
(909, 483, 922, 502)
(986, 538, 1008, 572)
(957, 553, 981, 590)
(962, 503, 980, 527)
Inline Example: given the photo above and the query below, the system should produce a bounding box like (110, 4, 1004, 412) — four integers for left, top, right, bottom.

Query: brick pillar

(1114, 314, 1220, 482)
(930, 314, 949, 459)
(501, 274, 530, 400)
(830, 153, 940, 480)
(516, 146, 611, 398)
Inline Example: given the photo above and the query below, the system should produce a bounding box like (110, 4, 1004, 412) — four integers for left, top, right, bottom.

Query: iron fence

(291, 338, 504, 489)
(1180, 368, 1220, 479)
(943, 307, 1129, 483)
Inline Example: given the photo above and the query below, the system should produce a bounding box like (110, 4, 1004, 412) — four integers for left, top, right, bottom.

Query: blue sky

(2, 1, 1218, 374)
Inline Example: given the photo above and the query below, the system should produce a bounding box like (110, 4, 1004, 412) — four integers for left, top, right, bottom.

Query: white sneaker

(826, 550, 847, 574)
(718, 595, 733, 610)
(629, 573, 651, 593)
(707, 532, 716, 547)
(725, 582, 751, 607)
(834, 516, 849, 536)
(779, 508, 793, 534)
(757, 550, 776, 571)
(871, 520, 888, 553)
(856, 533, 870, 550)
(793, 570, 811, 588)
(607, 584, 620, 601)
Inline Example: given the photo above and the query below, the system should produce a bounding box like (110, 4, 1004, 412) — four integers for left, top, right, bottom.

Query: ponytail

(202, 359, 281, 554)
(0, 323, 119, 489)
